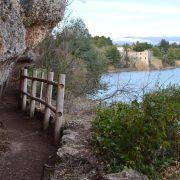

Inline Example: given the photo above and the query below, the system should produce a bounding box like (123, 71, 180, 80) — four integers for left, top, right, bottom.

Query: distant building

(117, 47, 153, 70)
(128, 50, 152, 65)
(127, 50, 153, 70)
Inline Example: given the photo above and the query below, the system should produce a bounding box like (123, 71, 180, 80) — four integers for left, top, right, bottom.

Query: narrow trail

(0, 91, 56, 180)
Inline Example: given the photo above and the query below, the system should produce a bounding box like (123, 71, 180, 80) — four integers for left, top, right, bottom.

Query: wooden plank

(30, 70, 37, 119)
(54, 74, 66, 144)
(22, 69, 28, 112)
(43, 72, 54, 130)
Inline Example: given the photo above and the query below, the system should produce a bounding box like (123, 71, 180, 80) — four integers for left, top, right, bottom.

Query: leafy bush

(91, 86, 180, 178)
(152, 40, 180, 66)
(104, 46, 121, 65)
(133, 42, 152, 52)
(91, 36, 113, 48)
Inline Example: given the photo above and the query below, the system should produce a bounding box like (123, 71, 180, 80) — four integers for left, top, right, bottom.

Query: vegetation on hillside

(152, 39, 180, 66)
(104, 45, 121, 65)
(91, 36, 122, 66)
(36, 19, 121, 96)
(91, 86, 180, 178)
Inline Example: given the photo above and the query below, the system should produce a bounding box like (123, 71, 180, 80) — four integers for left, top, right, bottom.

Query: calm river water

(94, 68, 180, 103)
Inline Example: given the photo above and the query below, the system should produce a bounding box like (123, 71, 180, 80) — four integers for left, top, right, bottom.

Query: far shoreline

(107, 66, 180, 74)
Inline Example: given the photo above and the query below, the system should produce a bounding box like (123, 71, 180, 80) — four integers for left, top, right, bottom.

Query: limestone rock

(62, 130, 79, 145)
(175, 60, 180, 67)
(57, 146, 80, 158)
(0, 0, 66, 84)
(105, 169, 149, 180)
(150, 58, 163, 70)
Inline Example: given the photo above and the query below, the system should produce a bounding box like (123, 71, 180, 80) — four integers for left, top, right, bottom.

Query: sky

(68, 0, 180, 40)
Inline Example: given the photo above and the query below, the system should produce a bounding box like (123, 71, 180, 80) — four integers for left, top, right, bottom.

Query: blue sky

(68, 0, 180, 40)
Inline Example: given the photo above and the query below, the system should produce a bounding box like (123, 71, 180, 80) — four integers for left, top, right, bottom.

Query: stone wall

(128, 50, 152, 70)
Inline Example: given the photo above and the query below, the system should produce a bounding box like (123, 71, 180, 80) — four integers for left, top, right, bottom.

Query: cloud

(118, 3, 180, 15)
(77, 0, 87, 3)
(70, 0, 180, 38)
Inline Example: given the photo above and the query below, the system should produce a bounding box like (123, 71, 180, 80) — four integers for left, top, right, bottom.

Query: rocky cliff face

(0, 0, 66, 84)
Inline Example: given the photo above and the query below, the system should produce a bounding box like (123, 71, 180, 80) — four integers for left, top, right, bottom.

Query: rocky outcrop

(104, 170, 148, 180)
(150, 58, 163, 70)
(53, 118, 103, 180)
(175, 60, 180, 67)
(0, 0, 66, 84)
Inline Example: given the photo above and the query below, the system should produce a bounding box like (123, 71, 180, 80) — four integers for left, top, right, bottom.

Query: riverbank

(96, 68, 180, 103)
(107, 65, 179, 73)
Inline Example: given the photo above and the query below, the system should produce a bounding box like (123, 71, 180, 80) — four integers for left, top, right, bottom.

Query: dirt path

(0, 91, 56, 180)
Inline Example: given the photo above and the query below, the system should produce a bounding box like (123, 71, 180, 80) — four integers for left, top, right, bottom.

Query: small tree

(167, 48, 176, 65)
(123, 43, 131, 67)
(159, 39, 169, 52)
(104, 46, 121, 65)
(92, 36, 113, 48)
(152, 47, 162, 58)
(133, 42, 152, 52)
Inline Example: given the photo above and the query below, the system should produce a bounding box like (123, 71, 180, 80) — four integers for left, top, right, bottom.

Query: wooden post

(19, 69, 23, 99)
(43, 72, 54, 130)
(54, 74, 65, 144)
(0, 83, 4, 98)
(39, 72, 44, 109)
(30, 70, 37, 118)
(22, 69, 28, 112)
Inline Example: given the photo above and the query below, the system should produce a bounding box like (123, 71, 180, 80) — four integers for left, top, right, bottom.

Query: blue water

(94, 68, 180, 103)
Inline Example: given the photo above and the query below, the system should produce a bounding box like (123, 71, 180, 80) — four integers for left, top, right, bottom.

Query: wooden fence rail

(21, 68, 65, 144)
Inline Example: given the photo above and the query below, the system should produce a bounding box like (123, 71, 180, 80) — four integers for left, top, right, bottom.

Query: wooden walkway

(0, 91, 56, 180)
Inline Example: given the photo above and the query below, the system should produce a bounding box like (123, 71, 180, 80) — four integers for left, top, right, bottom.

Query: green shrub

(104, 45, 121, 65)
(91, 86, 180, 178)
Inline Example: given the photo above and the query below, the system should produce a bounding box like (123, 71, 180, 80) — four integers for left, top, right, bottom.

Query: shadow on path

(0, 91, 56, 180)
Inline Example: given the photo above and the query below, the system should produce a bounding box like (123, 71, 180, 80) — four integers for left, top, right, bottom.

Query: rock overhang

(0, 0, 66, 83)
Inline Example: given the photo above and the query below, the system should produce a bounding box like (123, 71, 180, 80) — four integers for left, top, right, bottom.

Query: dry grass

(161, 161, 180, 180)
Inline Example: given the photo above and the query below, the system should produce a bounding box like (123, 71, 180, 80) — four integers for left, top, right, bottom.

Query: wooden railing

(21, 68, 65, 144)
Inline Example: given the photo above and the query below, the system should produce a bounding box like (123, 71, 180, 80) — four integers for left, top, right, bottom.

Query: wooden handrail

(22, 92, 62, 115)
(22, 75, 64, 88)
(21, 69, 65, 144)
